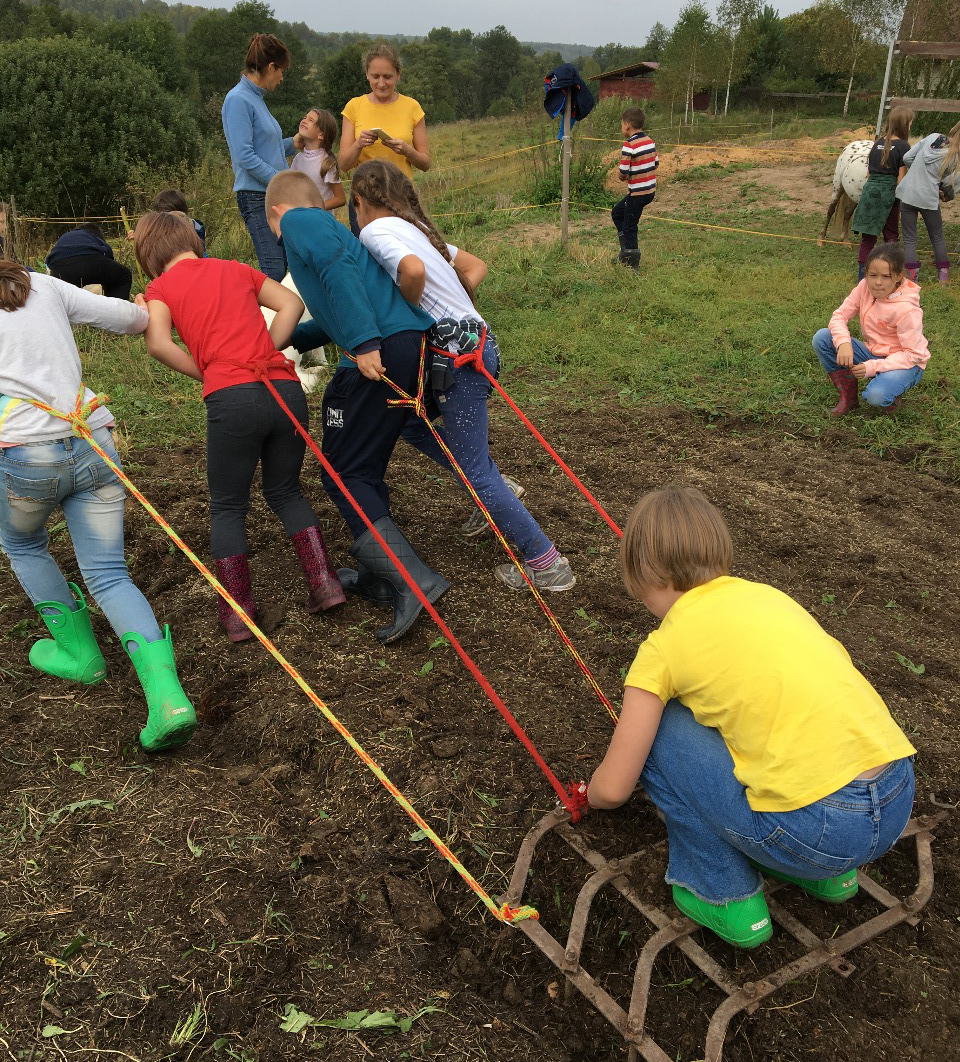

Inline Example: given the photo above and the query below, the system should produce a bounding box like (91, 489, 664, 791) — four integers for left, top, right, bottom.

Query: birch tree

(833, 0, 906, 116)
(717, 0, 760, 114)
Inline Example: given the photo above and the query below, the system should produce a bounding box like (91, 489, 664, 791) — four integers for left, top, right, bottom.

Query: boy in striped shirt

(612, 108, 658, 269)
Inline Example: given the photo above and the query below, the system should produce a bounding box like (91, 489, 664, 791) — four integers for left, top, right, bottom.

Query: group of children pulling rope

(0, 114, 926, 950)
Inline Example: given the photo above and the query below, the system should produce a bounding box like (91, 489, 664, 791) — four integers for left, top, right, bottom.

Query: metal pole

(877, 37, 897, 136)
(560, 92, 572, 245)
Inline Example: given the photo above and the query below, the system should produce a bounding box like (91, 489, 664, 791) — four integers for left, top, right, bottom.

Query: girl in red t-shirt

(133, 211, 344, 642)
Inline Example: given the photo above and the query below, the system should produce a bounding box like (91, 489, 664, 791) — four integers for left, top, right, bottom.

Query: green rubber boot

(124, 626, 197, 753)
(751, 862, 859, 903)
(672, 885, 773, 949)
(29, 583, 107, 685)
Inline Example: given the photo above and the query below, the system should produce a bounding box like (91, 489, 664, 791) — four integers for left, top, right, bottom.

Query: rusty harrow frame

(500, 807, 947, 1062)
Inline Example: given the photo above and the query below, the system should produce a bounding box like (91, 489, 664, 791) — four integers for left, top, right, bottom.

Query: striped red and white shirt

(619, 132, 658, 194)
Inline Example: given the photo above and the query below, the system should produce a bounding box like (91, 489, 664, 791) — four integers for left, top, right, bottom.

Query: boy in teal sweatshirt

(266, 170, 446, 645)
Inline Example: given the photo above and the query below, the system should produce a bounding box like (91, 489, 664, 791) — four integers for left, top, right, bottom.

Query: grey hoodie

(896, 132, 960, 211)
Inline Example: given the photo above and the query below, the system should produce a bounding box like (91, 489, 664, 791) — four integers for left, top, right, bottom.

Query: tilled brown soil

(1, 397, 958, 1062)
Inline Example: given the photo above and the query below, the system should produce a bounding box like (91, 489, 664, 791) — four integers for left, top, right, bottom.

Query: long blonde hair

(940, 120, 960, 181)
(880, 106, 914, 167)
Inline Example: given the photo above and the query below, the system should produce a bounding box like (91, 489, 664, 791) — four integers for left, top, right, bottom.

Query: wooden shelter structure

(877, 0, 960, 132)
(590, 62, 659, 102)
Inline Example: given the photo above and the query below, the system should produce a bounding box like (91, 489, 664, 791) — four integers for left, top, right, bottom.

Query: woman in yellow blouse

(339, 43, 430, 232)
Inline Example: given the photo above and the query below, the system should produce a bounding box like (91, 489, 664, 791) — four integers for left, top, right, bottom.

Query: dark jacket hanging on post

(543, 63, 595, 137)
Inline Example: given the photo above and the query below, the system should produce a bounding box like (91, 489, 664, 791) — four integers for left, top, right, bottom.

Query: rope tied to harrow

(340, 340, 619, 724)
(12, 384, 541, 925)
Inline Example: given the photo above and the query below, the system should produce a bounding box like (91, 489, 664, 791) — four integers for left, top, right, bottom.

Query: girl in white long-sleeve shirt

(0, 262, 195, 753)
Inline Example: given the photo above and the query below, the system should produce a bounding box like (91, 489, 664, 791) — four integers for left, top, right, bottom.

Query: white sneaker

(461, 475, 525, 538)
(495, 556, 576, 592)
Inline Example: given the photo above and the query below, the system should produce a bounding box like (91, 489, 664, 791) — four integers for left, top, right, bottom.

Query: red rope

(257, 370, 576, 812)
(453, 349, 623, 539)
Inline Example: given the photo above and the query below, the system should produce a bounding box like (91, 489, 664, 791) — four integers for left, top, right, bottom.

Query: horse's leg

(819, 190, 842, 247)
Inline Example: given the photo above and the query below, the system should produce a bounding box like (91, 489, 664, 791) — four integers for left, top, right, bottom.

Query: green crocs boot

(29, 583, 107, 685)
(751, 862, 859, 903)
(672, 885, 773, 949)
(124, 626, 197, 753)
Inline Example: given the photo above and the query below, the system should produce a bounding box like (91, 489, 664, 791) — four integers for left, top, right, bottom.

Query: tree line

(0, 0, 948, 217)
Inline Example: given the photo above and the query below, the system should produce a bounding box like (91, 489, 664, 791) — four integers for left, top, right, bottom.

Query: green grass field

(67, 107, 959, 474)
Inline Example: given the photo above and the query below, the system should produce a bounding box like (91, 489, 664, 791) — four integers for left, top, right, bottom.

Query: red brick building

(590, 62, 659, 101)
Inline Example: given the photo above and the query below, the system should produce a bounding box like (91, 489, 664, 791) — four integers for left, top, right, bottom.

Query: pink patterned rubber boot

(936, 263, 949, 285)
(214, 554, 257, 643)
(905, 262, 920, 282)
(827, 368, 859, 417)
(291, 526, 346, 613)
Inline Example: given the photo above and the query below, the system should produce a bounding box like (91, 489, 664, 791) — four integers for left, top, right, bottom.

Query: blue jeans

(400, 336, 554, 562)
(812, 328, 923, 408)
(640, 700, 916, 904)
(0, 428, 162, 643)
(236, 191, 286, 281)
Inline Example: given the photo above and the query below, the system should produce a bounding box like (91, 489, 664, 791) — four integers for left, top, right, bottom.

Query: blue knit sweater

(221, 76, 294, 193)
(283, 208, 433, 366)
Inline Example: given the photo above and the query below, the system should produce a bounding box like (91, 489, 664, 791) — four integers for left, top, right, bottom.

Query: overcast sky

(249, 0, 819, 47)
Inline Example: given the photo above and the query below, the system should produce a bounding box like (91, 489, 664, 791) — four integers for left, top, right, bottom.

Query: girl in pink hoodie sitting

(812, 242, 930, 416)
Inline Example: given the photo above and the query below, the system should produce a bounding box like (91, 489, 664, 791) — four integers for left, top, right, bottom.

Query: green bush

(0, 36, 202, 217)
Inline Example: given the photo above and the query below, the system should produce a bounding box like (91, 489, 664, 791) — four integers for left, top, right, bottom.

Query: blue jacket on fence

(281, 208, 433, 369)
(543, 63, 595, 137)
(222, 76, 295, 193)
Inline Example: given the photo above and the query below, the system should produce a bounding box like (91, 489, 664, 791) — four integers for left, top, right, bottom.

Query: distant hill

(524, 40, 596, 60)
(37, 0, 596, 60)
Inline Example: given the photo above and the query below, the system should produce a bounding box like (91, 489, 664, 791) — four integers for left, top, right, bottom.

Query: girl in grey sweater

(895, 121, 960, 284)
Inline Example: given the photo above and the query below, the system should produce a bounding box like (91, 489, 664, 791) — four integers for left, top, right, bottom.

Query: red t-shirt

(145, 257, 299, 398)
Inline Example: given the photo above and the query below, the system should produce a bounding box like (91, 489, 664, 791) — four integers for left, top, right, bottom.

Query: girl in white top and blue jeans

(0, 262, 195, 752)
(350, 159, 575, 592)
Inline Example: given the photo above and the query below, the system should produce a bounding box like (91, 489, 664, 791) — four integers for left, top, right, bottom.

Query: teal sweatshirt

(282, 207, 433, 366)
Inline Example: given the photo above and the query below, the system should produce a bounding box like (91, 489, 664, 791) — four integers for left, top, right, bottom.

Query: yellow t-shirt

(341, 93, 426, 178)
(624, 576, 915, 812)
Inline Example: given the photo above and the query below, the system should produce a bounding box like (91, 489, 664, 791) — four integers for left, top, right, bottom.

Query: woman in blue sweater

(222, 33, 297, 281)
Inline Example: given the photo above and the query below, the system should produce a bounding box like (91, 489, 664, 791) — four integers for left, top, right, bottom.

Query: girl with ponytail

(351, 159, 575, 592)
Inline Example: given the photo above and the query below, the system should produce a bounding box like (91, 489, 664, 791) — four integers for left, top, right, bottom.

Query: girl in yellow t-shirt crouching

(588, 485, 916, 949)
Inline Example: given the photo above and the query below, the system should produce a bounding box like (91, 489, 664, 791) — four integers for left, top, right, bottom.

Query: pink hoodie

(829, 278, 930, 378)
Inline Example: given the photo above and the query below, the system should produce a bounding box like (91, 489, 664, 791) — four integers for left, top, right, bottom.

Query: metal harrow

(500, 807, 947, 1062)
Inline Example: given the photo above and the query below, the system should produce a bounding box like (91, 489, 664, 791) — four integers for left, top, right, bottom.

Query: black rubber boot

(350, 517, 449, 644)
(337, 563, 394, 607)
(610, 234, 626, 265)
(618, 249, 642, 269)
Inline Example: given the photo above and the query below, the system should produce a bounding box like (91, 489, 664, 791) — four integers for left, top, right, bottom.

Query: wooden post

(560, 91, 572, 245)
(877, 38, 897, 136)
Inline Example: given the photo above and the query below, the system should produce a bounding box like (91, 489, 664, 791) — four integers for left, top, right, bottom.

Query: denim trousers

(812, 328, 923, 407)
(0, 427, 162, 643)
(399, 336, 554, 562)
(236, 191, 287, 281)
(205, 381, 318, 558)
(640, 700, 915, 904)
